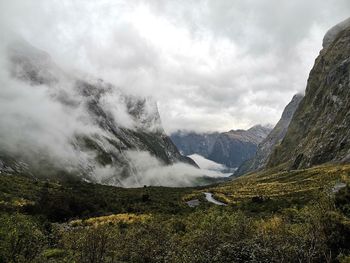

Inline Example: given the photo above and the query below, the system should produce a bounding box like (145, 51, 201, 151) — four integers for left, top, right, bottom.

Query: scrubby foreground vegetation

(1, 165, 350, 262)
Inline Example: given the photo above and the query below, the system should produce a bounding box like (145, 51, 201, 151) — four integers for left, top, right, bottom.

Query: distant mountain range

(171, 125, 272, 168)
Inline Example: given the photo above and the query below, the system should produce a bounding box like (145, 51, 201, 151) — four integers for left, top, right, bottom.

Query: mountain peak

(268, 21, 350, 169)
(248, 124, 272, 132)
(323, 17, 350, 49)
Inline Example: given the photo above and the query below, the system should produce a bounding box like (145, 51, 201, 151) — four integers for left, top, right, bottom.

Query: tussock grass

(69, 213, 151, 227)
(206, 164, 350, 204)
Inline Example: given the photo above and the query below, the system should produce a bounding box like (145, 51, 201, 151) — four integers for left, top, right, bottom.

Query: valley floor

(1, 164, 350, 262)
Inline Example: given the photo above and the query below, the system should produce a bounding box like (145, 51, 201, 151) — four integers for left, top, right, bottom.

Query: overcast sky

(1, 0, 350, 133)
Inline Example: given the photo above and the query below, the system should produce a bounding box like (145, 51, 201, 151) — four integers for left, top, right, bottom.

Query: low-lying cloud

(0, 40, 99, 173)
(121, 151, 226, 187)
(0, 37, 226, 187)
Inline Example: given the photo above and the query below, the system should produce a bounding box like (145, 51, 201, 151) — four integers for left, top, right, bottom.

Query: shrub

(0, 213, 46, 263)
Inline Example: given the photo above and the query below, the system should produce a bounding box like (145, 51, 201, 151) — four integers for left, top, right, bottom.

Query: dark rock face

(267, 19, 350, 169)
(1, 40, 196, 184)
(236, 94, 303, 175)
(171, 125, 271, 168)
(208, 125, 271, 168)
(170, 132, 219, 157)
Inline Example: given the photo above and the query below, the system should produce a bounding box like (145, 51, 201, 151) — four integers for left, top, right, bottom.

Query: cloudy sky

(1, 0, 350, 133)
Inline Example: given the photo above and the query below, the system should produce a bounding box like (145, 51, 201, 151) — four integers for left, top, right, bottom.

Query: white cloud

(121, 151, 227, 187)
(1, 0, 350, 134)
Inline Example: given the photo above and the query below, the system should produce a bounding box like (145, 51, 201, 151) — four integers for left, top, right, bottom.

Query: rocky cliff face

(0, 40, 196, 185)
(171, 125, 271, 168)
(208, 125, 271, 168)
(170, 132, 219, 158)
(267, 18, 350, 169)
(236, 94, 303, 175)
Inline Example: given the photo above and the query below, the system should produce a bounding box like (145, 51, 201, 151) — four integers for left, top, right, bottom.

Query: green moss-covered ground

(1, 164, 350, 262)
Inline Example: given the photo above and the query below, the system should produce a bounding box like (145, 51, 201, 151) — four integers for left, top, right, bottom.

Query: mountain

(236, 94, 303, 175)
(170, 132, 219, 158)
(171, 125, 271, 168)
(208, 125, 272, 168)
(0, 40, 196, 186)
(267, 18, 350, 170)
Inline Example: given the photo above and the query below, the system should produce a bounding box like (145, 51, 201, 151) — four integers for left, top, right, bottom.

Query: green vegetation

(207, 164, 350, 203)
(0, 173, 198, 221)
(1, 164, 350, 262)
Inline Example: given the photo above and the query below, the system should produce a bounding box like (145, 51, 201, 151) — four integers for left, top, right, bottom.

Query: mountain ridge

(171, 124, 272, 168)
(236, 94, 303, 175)
(267, 19, 350, 170)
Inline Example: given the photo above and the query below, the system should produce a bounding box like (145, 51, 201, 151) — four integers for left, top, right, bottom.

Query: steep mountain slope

(171, 125, 271, 168)
(236, 94, 303, 175)
(0, 40, 196, 186)
(268, 18, 350, 169)
(208, 125, 271, 168)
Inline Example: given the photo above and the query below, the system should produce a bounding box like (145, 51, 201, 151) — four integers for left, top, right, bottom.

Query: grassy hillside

(207, 164, 350, 202)
(1, 165, 350, 262)
(0, 173, 201, 221)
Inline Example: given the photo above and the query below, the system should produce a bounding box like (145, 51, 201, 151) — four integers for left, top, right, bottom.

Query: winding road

(204, 192, 227, 206)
